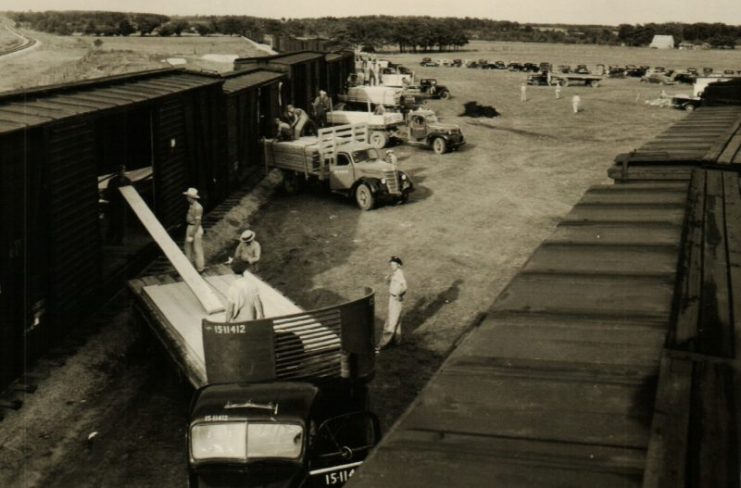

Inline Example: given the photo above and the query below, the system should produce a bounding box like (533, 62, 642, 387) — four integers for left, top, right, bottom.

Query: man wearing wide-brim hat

(377, 256, 407, 351)
(231, 229, 261, 273)
(183, 187, 205, 273)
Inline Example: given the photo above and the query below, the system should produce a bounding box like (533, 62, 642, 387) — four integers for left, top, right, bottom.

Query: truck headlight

(381, 178, 386, 185)
(401, 174, 407, 181)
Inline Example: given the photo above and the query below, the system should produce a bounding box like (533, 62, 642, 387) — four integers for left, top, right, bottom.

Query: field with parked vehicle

(1, 34, 739, 487)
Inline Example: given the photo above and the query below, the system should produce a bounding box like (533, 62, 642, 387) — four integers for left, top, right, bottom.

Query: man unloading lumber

(183, 187, 205, 273)
(231, 229, 261, 272)
(225, 261, 264, 322)
(312, 90, 332, 128)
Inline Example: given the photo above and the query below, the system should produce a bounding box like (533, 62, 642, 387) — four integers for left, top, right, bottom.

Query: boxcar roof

(614, 105, 741, 166)
(349, 181, 691, 487)
(0, 69, 222, 135)
(236, 51, 325, 66)
(222, 69, 286, 94)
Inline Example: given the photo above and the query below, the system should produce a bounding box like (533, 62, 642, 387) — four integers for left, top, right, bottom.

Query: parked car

(687, 67, 699, 74)
(403, 79, 452, 100)
(625, 66, 648, 77)
(558, 65, 571, 73)
(451, 59, 463, 67)
(507, 63, 524, 72)
(608, 65, 626, 78)
(481, 61, 506, 70)
(526, 73, 550, 86)
(641, 70, 676, 85)
(420, 57, 432, 66)
(574, 65, 590, 74)
(671, 95, 701, 111)
(673, 72, 697, 84)
(522, 63, 540, 72)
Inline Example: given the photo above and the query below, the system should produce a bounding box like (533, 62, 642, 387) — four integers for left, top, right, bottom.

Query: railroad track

(0, 23, 38, 57)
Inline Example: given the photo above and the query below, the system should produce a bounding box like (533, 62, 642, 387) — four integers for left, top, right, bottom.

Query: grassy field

(0, 21, 265, 91)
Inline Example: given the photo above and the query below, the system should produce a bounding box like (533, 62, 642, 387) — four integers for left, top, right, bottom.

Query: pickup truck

(395, 109, 465, 154)
(402, 79, 451, 100)
(263, 123, 413, 210)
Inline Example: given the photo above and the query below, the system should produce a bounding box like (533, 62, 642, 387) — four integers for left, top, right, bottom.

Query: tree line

(8, 11, 740, 50)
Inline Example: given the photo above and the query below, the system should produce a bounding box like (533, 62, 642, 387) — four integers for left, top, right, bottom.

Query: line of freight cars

(0, 50, 355, 394)
(347, 79, 741, 487)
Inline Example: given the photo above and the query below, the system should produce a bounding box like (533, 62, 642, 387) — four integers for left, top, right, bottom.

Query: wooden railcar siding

(154, 97, 189, 228)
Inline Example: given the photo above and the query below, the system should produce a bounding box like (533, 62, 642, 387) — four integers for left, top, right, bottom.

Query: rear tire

(281, 171, 303, 194)
(439, 90, 451, 100)
(370, 131, 389, 149)
(355, 183, 375, 210)
(432, 137, 448, 155)
(684, 104, 696, 112)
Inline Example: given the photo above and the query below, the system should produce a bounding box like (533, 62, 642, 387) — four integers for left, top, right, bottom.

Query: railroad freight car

(0, 69, 225, 392)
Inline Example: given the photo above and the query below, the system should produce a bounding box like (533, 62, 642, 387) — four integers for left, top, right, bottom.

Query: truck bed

(263, 136, 321, 176)
(128, 265, 336, 388)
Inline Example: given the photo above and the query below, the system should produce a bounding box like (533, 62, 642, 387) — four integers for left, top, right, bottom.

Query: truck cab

(397, 110, 465, 154)
(327, 143, 413, 210)
(188, 382, 380, 488)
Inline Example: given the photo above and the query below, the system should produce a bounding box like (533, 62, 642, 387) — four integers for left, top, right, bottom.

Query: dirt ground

(0, 37, 735, 487)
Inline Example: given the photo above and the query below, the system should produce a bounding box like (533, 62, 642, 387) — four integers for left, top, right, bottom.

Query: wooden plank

(642, 354, 693, 488)
(120, 185, 224, 314)
(723, 172, 741, 358)
(672, 171, 704, 347)
(698, 171, 733, 357)
(703, 118, 741, 163)
(717, 134, 741, 164)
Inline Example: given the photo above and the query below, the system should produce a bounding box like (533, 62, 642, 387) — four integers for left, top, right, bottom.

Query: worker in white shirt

(231, 229, 261, 273)
(377, 256, 407, 351)
(225, 261, 264, 323)
(183, 187, 205, 273)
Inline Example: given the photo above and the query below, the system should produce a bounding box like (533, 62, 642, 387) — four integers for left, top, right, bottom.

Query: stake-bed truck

(263, 124, 414, 210)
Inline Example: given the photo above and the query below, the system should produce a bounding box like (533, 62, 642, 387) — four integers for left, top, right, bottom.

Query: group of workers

(520, 82, 582, 113)
(182, 186, 407, 350)
(275, 90, 333, 141)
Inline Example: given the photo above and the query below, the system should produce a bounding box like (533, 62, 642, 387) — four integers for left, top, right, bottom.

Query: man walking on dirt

(225, 261, 264, 323)
(520, 82, 527, 102)
(183, 187, 205, 273)
(377, 256, 408, 351)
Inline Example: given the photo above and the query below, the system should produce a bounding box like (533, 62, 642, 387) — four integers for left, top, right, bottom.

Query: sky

(2, 0, 741, 25)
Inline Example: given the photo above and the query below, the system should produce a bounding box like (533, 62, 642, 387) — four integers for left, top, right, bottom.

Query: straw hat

(182, 188, 200, 199)
(240, 230, 256, 243)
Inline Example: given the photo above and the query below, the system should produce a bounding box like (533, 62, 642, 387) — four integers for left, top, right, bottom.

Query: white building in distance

(649, 35, 675, 49)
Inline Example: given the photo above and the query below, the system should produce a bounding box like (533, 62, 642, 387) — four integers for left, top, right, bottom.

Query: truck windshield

(352, 149, 380, 163)
(191, 422, 304, 462)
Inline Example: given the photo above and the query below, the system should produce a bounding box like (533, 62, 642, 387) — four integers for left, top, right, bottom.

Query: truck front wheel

(439, 90, 451, 100)
(355, 183, 375, 210)
(684, 104, 695, 112)
(370, 131, 389, 149)
(282, 171, 303, 194)
(432, 137, 448, 155)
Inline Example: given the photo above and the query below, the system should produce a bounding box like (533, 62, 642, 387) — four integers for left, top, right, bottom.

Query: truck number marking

(213, 325, 247, 334)
(324, 468, 355, 485)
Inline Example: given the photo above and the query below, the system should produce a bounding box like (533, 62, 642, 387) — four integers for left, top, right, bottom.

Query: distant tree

(117, 19, 134, 36)
(194, 23, 213, 36)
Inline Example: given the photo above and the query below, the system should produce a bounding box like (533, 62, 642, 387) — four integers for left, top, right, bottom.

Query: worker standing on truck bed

(231, 229, 261, 273)
(225, 261, 264, 322)
(312, 90, 332, 128)
(183, 187, 205, 273)
(377, 256, 407, 351)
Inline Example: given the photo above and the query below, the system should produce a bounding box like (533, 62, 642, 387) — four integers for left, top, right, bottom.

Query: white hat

(240, 230, 256, 242)
(182, 188, 200, 199)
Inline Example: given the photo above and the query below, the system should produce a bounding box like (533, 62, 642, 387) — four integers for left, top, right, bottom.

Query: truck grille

(384, 170, 400, 194)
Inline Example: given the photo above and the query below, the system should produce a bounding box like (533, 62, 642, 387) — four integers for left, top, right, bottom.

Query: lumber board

(642, 354, 693, 488)
(120, 185, 224, 314)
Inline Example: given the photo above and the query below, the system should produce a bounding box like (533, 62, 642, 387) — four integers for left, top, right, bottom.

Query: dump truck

(263, 123, 413, 210)
(121, 186, 381, 488)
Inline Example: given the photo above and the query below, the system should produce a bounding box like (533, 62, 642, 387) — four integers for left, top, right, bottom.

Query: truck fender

(353, 177, 383, 195)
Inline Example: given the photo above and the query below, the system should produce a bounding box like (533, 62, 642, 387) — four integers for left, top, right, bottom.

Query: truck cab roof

(191, 382, 319, 423)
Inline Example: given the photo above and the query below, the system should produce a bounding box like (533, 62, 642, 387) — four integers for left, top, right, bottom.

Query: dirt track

(0, 40, 722, 486)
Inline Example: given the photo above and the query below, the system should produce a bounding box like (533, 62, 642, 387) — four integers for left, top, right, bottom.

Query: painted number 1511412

(324, 468, 355, 486)
(213, 325, 246, 334)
